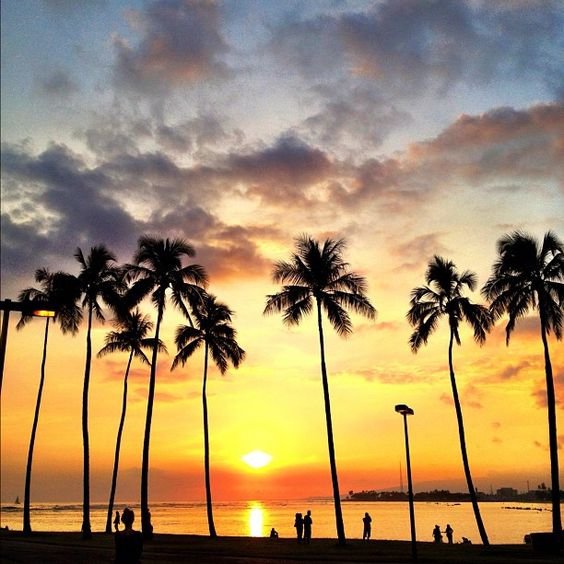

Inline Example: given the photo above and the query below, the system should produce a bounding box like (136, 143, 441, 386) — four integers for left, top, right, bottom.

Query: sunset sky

(1, 0, 563, 505)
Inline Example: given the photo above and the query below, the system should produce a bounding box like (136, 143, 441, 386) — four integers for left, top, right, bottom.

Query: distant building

(496, 487, 518, 498)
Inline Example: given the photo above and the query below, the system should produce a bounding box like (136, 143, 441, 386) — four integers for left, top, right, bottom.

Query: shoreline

(1, 530, 561, 563)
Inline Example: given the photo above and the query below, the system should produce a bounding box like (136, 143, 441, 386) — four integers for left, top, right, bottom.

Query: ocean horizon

(1, 499, 559, 545)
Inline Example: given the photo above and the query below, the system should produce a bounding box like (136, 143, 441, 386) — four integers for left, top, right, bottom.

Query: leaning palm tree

(172, 293, 245, 537)
(482, 231, 563, 535)
(264, 235, 376, 546)
(75, 245, 122, 538)
(98, 309, 165, 534)
(126, 236, 208, 538)
(407, 256, 492, 545)
(17, 268, 81, 535)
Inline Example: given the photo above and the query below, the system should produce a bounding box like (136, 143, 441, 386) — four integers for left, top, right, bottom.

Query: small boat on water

(14, 496, 20, 504)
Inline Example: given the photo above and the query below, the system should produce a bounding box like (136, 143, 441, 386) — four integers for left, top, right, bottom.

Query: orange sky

(1, 1, 563, 504)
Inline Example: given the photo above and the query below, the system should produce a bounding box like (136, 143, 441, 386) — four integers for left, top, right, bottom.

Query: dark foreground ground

(0, 531, 561, 563)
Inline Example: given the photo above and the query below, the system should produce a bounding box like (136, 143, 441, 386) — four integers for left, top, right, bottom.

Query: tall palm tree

(482, 231, 563, 535)
(17, 268, 81, 535)
(126, 236, 208, 538)
(264, 235, 376, 546)
(407, 256, 492, 545)
(98, 309, 165, 534)
(172, 293, 245, 537)
(75, 245, 122, 538)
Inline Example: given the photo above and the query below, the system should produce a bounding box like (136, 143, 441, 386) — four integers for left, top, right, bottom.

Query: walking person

(303, 510, 313, 543)
(445, 524, 454, 545)
(113, 510, 121, 532)
(362, 512, 372, 540)
(294, 512, 304, 542)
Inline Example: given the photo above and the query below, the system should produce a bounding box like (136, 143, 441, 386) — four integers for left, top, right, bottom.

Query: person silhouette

(294, 512, 304, 542)
(270, 527, 279, 538)
(113, 510, 121, 532)
(303, 510, 313, 543)
(362, 512, 372, 540)
(445, 524, 454, 544)
(115, 507, 143, 563)
(432, 524, 443, 543)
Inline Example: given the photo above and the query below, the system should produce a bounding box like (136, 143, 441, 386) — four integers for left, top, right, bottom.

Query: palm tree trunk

(81, 306, 93, 539)
(448, 329, 489, 545)
(540, 317, 561, 535)
(141, 305, 162, 540)
(105, 350, 134, 533)
(23, 318, 50, 535)
(316, 300, 346, 546)
(203, 341, 217, 537)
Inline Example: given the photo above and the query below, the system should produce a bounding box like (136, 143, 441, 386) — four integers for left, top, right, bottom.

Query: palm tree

(172, 293, 245, 537)
(482, 231, 563, 535)
(126, 236, 208, 539)
(75, 245, 122, 538)
(17, 268, 81, 535)
(98, 309, 165, 534)
(264, 235, 376, 545)
(407, 256, 492, 545)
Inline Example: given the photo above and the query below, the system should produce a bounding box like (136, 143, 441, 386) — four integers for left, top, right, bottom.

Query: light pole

(395, 403, 417, 561)
(0, 299, 56, 394)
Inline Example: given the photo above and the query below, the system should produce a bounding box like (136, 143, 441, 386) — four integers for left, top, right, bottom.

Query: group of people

(432, 523, 454, 544)
(293, 510, 313, 542)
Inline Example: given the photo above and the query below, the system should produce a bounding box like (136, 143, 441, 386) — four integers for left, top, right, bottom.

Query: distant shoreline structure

(345, 487, 564, 503)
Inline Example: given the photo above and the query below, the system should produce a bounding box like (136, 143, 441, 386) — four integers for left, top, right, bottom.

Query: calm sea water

(0, 500, 558, 544)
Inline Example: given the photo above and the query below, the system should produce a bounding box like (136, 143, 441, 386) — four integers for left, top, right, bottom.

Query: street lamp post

(0, 299, 56, 394)
(395, 403, 417, 561)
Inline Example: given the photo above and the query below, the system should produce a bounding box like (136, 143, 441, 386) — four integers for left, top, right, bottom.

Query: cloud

(228, 136, 334, 206)
(408, 104, 564, 184)
(532, 372, 564, 409)
(37, 69, 79, 98)
(297, 84, 412, 153)
(113, 0, 230, 91)
(390, 233, 450, 273)
(269, 0, 564, 98)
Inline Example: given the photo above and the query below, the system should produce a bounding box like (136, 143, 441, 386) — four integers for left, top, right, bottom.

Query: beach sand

(0, 530, 561, 563)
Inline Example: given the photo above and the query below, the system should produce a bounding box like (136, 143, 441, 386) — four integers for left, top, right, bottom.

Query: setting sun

(242, 450, 273, 469)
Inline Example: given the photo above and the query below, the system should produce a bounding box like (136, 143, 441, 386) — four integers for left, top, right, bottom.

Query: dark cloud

(37, 69, 79, 98)
(114, 0, 230, 91)
(228, 136, 333, 206)
(269, 0, 564, 98)
(298, 84, 412, 154)
(532, 373, 564, 409)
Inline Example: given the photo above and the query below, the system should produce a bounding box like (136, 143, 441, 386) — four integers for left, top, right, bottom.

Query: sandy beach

(0, 530, 561, 563)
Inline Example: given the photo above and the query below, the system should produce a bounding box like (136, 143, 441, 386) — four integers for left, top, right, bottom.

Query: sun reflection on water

(248, 503, 264, 537)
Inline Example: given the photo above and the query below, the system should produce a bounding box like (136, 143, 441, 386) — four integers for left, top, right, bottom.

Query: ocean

(1, 500, 559, 544)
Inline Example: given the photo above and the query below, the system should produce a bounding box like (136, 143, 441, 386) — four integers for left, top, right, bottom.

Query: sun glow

(242, 450, 272, 469)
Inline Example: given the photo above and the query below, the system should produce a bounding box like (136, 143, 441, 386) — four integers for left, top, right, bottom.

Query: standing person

(432, 524, 443, 544)
(445, 524, 454, 544)
(303, 510, 313, 543)
(294, 512, 304, 542)
(113, 510, 121, 532)
(115, 507, 143, 563)
(362, 512, 372, 540)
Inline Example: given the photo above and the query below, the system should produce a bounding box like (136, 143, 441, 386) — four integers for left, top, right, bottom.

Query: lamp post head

(395, 404, 414, 416)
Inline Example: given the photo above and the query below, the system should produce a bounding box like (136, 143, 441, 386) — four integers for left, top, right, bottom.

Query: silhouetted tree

(407, 256, 492, 545)
(75, 245, 122, 538)
(98, 309, 164, 534)
(482, 231, 563, 535)
(126, 236, 207, 539)
(172, 293, 245, 537)
(17, 268, 81, 535)
(264, 235, 376, 546)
